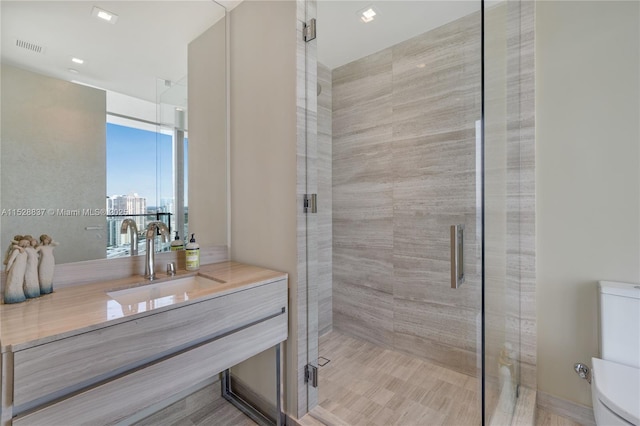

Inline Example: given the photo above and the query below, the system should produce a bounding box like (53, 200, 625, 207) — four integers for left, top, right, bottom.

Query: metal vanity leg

(222, 343, 284, 426)
(276, 343, 283, 426)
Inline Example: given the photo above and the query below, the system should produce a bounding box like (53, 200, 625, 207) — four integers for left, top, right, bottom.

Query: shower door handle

(450, 225, 465, 289)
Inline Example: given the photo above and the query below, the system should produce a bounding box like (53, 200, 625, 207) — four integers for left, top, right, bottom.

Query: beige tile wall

(332, 46, 396, 349)
(507, 0, 536, 390)
(318, 62, 333, 337)
(331, 13, 483, 376)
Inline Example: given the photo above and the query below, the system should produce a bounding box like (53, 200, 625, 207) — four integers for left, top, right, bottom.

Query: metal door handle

(450, 225, 465, 288)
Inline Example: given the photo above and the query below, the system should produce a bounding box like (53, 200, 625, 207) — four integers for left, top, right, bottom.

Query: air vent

(15, 38, 46, 54)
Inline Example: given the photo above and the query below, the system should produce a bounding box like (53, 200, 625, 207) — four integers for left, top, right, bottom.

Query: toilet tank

(598, 281, 640, 369)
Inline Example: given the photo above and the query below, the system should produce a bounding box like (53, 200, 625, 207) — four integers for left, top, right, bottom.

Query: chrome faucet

(120, 219, 139, 256)
(144, 221, 170, 280)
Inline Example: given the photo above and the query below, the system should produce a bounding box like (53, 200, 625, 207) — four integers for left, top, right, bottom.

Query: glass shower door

(306, 1, 486, 423)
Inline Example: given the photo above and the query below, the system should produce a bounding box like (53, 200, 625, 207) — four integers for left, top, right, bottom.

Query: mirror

(1, 1, 228, 264)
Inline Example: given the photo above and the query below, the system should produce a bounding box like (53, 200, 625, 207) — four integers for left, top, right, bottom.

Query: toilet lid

(592, 358, 640, 425)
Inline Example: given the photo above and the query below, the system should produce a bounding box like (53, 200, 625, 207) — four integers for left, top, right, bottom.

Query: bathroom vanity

(0, 261, 288, 426)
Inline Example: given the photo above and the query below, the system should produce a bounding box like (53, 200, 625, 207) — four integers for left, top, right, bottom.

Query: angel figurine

(37, 234, 58, 294)
(4, 238, 28, 304)
(4, 235, 23, 266)
(23, 236, 41, 298)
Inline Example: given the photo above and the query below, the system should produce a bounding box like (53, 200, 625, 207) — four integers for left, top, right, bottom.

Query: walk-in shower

(302, 0, 535, 424)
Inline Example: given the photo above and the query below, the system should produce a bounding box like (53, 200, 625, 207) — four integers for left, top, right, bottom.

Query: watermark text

(1, 208, 131, 217)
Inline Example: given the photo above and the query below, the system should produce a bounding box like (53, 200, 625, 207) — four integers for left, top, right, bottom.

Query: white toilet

(591, 281, 640, 426)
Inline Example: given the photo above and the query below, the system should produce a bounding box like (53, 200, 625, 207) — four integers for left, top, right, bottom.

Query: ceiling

(1, 1, 481, 102)
(317, 1, 480, 70)
(1, 1, 226, 104)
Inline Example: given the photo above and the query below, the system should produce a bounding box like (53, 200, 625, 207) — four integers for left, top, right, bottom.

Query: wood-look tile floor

(135, 385, 257, 426)
(317, 332, 582, 426)
(179, 398, 258, 426)
(535, 408, 583, 426)
(318, 331, 482, 426)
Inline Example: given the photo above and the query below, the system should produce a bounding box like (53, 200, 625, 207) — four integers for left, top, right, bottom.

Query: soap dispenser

(170, 232, 184, 251)
(185, 233, 200, 271)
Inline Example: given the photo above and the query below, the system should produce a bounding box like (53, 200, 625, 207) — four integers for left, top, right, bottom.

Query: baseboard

(537, 391, 596, 426)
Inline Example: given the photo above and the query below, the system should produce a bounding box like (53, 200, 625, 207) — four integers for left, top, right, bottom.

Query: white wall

(228, 0, 298, 415)
(536, 1, 640, 407)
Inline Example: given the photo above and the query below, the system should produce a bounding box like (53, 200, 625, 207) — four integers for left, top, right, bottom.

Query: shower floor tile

(318, 331, 481, 426)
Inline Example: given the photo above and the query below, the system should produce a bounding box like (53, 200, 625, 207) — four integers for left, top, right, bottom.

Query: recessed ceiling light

(68, 68, 80, 74)
(91, 6, 118, 24)
(358, 5, 378, 23)
(71, 57, 84, 65)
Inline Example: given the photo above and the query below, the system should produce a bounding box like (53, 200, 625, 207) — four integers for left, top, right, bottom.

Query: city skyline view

(105, 122, 188, 258)
(106, 122, 175, 207)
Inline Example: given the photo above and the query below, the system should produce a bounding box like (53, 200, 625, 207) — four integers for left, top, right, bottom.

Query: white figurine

(23, 236, 41, 299)
(37, 234, 57, 295)
(5, 239, 28, 304)
(4, 235, 22, 266)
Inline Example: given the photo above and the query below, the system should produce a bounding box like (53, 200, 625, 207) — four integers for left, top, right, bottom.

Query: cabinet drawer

(12, 279, 287, 409)
(13, 313, 287, 426)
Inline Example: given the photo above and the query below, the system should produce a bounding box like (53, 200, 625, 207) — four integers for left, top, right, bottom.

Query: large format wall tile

(332, 47, 395, 345)
(333, 282, 395, 347)
(507, 0, 536, 389)
(390, 12, 482, 376)
(334, 247, 394, 294)
(318, 62, 333, 336)
(332, 12, 482, 376)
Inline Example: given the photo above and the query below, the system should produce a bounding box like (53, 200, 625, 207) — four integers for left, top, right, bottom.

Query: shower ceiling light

(358, 6, 378, 23)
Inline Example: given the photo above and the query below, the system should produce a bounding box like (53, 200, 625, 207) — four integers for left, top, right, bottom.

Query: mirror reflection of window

(106, 113, 185, 259)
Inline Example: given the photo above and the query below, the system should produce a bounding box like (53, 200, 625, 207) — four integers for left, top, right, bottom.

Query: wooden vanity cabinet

(2, 277, 287, 426)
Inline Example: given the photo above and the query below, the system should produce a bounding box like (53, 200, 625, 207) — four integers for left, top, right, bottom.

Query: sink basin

(107, 275, 222, 306)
